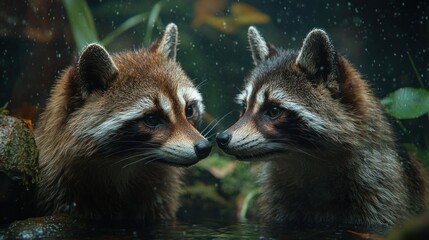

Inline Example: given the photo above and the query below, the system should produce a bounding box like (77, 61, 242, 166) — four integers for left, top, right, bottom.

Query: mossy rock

(6, 215, 86, 239)
(0, 115, 40, 222)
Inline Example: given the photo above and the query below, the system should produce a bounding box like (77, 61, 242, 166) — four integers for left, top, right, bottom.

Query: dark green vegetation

(381, 54, 429, 167)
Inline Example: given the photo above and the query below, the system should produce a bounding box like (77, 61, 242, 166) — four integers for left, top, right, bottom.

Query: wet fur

(36, 24, 204, 222)
(220, 28, 429, 225)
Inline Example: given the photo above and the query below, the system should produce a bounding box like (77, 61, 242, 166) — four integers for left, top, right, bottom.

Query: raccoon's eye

(242, 102, 247, 111)
(185, 104, 195, 119)
(240, 101, 247, 112)
(265, 105, 283, 119)
(142, 114, 163, 128)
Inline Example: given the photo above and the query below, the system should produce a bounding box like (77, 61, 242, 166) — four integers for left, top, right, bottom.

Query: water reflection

(3, 216, 386, 239)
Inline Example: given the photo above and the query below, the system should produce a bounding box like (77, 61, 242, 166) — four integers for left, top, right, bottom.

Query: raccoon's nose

(216, 132, 231, 148)
(194, 140, 212, 158)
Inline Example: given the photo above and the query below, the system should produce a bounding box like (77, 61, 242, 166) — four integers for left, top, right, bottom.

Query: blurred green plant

(62, 0, 164, 50)
(0, 102, 9, 116)
(197, 153, 259, 197)
(382, 88, 429, 119)
(381, 52, 429, 167)
(190, 153, 261, 221)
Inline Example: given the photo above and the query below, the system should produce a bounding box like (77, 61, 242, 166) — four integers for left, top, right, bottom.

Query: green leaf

(239, 188, 261, 221)
(100, 13, 149, 47)
(63, 0, 99, 50)
(143, 1, 164, 45)
(381, 87, 429, 119)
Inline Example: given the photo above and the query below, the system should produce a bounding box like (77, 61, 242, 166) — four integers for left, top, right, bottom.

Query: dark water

(1, 218, 387, 239)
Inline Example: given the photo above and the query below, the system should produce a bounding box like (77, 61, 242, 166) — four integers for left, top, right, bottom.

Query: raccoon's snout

(194, 140, 212, 158)
(216, 132, 231, 148)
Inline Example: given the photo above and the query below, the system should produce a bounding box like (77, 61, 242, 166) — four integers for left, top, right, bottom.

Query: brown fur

(36, 24, 209, 222)
(218, 27, 429, 226)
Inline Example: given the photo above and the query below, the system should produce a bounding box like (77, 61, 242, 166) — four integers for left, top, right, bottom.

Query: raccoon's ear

(151, 23, 178, 61)
(296, 29, 338, 83)
(248, 26, 277, 65)
(78, 43, 118, 95)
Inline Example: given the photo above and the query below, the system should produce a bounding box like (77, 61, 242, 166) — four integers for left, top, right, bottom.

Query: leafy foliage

(381, 88, 429, 119)
(381, 55, 429, 167)
(197, 153, 259, 196)
(63, 0, 99, 50)
(186, 153, 260, 220)
(62, 0, 162, 50)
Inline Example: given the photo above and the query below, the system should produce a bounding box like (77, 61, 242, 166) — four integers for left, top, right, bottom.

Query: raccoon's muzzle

(216, 132, 231, 148)
(194, 139, 212, 158)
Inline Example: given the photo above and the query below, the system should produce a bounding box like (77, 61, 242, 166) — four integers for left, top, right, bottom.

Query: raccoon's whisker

(285, 146, 325, 161)
(201, 117, 219, 135)
(123, 152, 157, 165)
(203, 111, 233, 137)
(249, 138, 325, 161)
(144, 158, 159, 165)
(94, 139, 115, 149)
(104, 147, 158, 158)
(104, 139, 162, 147)
(195, 79, 208, 89)
(110, 141, 162, 147)
(122, 155, 157, 169)
(206, 120, 235, 140)
(114, 152, 155, 166)
(206, 132, 219, 141)
(113, 154, 146, 166)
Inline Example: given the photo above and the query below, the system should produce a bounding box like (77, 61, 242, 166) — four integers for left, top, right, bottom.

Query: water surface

(2, 217, 386, 239)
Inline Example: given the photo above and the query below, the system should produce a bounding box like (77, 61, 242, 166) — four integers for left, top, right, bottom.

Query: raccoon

(216, 27, 428, 225)
(35, 24, 212, 222)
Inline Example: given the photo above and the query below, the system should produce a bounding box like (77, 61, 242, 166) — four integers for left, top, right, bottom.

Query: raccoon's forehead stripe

(235, 85, 253, 104)
(270, 89, 327, 132)
(177, 86, 205, 113)
(80, 98, 154, 141)
(159, 94, 172, 114)
(159, 94, 175, 122)
(256, 86, 268, 106)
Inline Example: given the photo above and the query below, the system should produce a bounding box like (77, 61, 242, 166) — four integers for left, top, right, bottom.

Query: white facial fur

(228, 82, 328, 156)
(73, 97, 154, 142)
(159, 94, 173, 120)
(177, 86, 205, 114)
(235, 84, 253, 105)
(73, 85, 205, 149)
(269, 89, 327, 133)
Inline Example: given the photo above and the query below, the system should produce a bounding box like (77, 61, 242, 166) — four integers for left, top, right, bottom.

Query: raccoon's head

(217, 27, 363, 161)
(61, 24, 211, 167)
